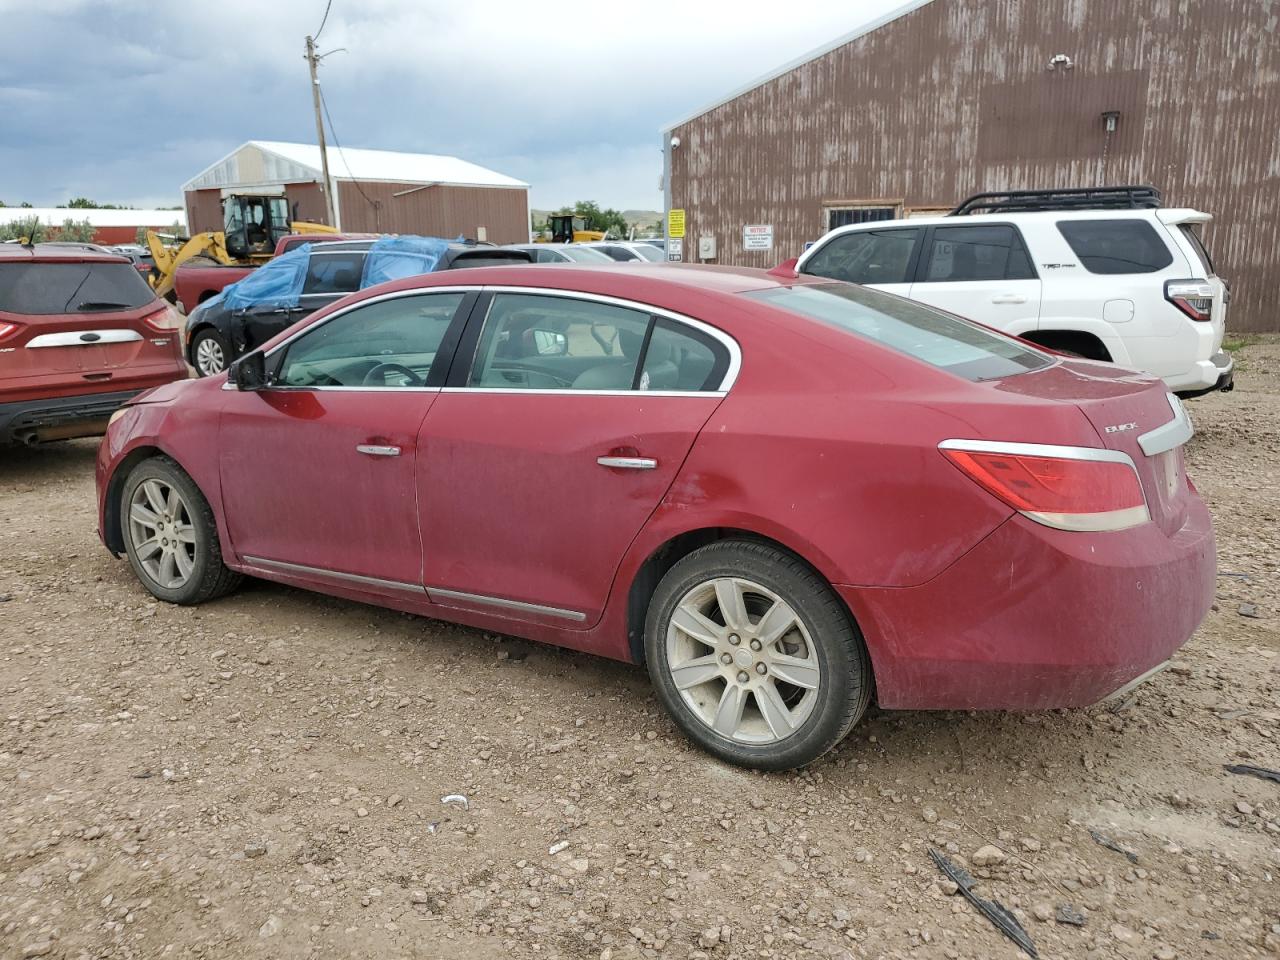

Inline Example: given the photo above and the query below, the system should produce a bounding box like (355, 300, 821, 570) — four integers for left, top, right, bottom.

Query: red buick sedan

(95, 264, 1215, 769)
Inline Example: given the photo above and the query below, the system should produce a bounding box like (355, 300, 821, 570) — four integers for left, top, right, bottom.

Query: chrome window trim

(242, 555, 426, 595)
(440, 387, 725, 398)
(27, 329, 143, 348)
(467, 285, 742, 393)
(427, 587, 587, 622)
(1137, 392, 1193, 457)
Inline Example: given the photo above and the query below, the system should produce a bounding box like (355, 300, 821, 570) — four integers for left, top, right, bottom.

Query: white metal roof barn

(182, 140, 530, 243)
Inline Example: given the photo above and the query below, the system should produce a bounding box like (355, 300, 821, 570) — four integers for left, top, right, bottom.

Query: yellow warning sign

(668, 209, 686, 239)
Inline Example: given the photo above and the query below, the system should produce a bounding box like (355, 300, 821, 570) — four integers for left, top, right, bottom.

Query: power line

(318, 86, 382, 226)
(314, 0, 334, 41)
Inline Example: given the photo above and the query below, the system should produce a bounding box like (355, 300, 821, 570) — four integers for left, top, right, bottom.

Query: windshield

(559, 246, 614, 263)
(0, 261, 157, 315)
(631, 245, 665, 262)
(745, 283, 1052, 381)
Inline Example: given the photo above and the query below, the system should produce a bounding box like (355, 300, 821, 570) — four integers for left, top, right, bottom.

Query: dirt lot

(2, 341, 1278, 960)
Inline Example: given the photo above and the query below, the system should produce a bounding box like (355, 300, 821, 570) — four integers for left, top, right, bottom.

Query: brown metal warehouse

(184, 140, 530, 244)
(663, 0, 1279, 332)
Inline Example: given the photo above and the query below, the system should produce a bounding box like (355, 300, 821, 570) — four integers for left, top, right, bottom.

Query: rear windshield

(447, 252, 532, 269)
(745, 283, 1052, 381)
(1056, 219, 1174, 274)
(0, 261, 157, 315)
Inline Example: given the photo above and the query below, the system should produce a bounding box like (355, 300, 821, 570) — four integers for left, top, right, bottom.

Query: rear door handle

(991, 294, 1027, 304)
(357, 444, 401, 457)
(597, 456, 657, 470)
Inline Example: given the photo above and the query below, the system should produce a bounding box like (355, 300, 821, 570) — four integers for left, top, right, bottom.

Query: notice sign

(743, 224, 773, 250)
(667, 237, 684, 261)
(668, 208, 686, 238)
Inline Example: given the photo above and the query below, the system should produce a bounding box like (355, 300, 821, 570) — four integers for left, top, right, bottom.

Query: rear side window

(0, 261, 156, 314)
(922, 225, 1036, 282)
(745, 283, 1051, 381)
(1178, 224, 1215, 274)
(641, 319, 729, 391)
(302, 252, 366, 294)
(1056, 219, 1174, 274)
(802, 228, 919, 285)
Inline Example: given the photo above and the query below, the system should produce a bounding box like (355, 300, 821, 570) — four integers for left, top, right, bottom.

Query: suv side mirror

(231, 351, 268, 391)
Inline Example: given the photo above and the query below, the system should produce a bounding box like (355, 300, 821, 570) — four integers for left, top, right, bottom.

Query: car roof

(0, 243, 130, 264)
(832, 208, 1204, 230)
(366, 261, 815, 299)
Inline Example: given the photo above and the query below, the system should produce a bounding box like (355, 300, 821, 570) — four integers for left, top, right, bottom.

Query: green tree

(53, 218, 97, 242)
(0, 216, 45, 243)
(64, 198, 124, 209)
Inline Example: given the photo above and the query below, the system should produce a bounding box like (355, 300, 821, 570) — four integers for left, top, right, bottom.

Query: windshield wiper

(76, 301, 134, 311)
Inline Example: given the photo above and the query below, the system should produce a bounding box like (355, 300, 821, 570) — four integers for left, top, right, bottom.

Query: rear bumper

(840, 497, 1216, 710)
(0, 390, 143, 445)
(1165, 350, 1233, 395)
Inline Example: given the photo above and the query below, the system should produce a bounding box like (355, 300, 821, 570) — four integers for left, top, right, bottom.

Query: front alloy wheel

(128, 477, 197, 589)
(646, 540, 872, 770)
(191, 329, 229, 377)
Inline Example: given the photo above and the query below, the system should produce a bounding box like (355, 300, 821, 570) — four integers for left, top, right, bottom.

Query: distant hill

(532, 208, 664, 235)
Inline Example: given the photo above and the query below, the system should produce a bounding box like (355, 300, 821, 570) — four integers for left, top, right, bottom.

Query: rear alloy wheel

(121, 457, 242, 605)
(191, 329, 230, 377)
(646, 540, 872, 770)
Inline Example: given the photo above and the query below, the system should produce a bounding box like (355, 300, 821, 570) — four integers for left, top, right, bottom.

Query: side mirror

(532, 329, 569, 356)
(231, 351, 268, 391)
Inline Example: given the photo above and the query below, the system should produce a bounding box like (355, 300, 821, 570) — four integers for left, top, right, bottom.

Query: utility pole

(305, 35, 337, 228)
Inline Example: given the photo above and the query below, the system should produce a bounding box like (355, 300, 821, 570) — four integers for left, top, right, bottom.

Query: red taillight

(1165, 279, 1214, 322)
(140, 303, 182, 332)
(0, 320, 21, 342)
(941, 441, 1149, 532)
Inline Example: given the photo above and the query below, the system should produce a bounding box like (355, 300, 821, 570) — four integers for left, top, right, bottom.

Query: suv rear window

(0, 261, 157, 315)
(1056, 219, 1174, 274)
(1178, 224, 1215, 274)
(745, 283, 1051, 381)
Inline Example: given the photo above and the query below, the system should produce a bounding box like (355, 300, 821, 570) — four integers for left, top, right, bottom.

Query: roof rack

(949, 186, 1163, 216)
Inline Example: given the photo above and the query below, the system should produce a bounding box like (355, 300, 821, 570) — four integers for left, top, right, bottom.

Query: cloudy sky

(1, 0, 905, 212)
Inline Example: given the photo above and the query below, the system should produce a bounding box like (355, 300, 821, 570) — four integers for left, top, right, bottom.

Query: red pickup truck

(172, 233, 374, 314)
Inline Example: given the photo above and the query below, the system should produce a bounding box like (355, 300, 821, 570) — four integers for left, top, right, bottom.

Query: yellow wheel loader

(534, 214, 606, 244)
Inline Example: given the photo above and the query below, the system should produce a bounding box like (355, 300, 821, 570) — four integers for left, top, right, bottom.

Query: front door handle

(356, 444, 401, 457)
(597, 455, 657, 470)
(991, 294, 1028, 304)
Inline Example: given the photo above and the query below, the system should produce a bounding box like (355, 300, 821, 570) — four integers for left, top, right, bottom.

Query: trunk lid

(994, 359, 1193, 535)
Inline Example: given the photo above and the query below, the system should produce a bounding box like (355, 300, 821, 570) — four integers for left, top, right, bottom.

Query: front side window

(745, 283, 1051, 382)
(922, 225, 1035, 282)
(1056, 219, 1174, 274)
(802, 228, 920, 285)
(276, 292, 465, 388)
(468, 293, 731, 392)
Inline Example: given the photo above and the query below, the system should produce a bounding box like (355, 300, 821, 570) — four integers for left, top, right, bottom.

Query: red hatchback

(0, 244, 186, 445)
(94, 264, 1215, 769)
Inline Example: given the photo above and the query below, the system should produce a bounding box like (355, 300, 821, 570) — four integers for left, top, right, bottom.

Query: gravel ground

(2, 339, 1278, 960)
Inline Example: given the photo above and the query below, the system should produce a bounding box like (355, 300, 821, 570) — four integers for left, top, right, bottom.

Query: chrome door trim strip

(27, 329, 143, 348)
(427, 587, 587, 622)
(241, 555, 426, 595)
(439, 387, 725, 398)
(1137, 392, 1194, 457)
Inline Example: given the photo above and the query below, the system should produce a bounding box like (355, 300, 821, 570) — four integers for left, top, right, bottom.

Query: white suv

(795, 187, 1233, 397)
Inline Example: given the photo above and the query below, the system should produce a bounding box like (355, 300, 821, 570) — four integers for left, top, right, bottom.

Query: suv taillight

(940, 440, 1150, 532)
(141, 303, 182, 332)
(1165, 280, 1214, 322)
(0, 321, 22, 342)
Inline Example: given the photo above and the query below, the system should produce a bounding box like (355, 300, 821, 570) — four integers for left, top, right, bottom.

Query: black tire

(121, 456, 242, 605)
(644, 540, 872, 770)
(189, 327, 231, 377)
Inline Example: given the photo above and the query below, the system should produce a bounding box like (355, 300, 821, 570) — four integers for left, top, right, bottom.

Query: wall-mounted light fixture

(1048, 53, 1075, 71)
(1102, 110, 1120, 133)
(670, 135, 682, 149)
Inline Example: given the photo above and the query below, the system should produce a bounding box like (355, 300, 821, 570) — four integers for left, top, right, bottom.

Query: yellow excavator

(147, 193, 338, 301)
(535, 214, 605, 244)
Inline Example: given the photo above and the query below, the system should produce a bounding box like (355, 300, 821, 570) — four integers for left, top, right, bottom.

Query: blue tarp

(202, 243, 314, 313)
(201, 235, 453, 315)
(360, 235, 451, 288)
